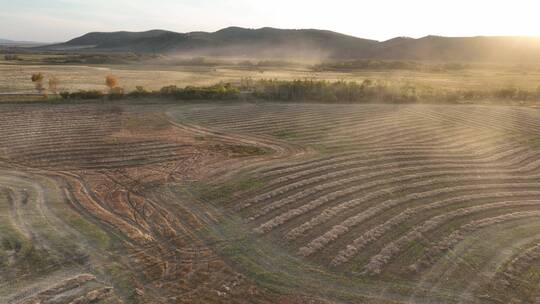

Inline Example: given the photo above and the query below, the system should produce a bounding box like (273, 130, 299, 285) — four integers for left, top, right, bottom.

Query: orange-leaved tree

(105, 75, 119, 92)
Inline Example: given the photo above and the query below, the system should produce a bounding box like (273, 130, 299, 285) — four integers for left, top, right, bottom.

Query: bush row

(241, 78, 540, 103)
(59, 83, 240, 101)
(57, 79, 540, 103)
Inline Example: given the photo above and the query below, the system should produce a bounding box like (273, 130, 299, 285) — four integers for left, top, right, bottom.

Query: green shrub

(60, 91, 70, 99)
(67, 90, 104, 100)
(495, 88, 518, 99)
(108, 87, 125, 100)
(159, 83, 239, 100)
(127, 86, 151, 98)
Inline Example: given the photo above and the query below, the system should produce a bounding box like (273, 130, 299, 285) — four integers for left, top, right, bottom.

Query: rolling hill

(0, 38, 45, 47)
(371, 35, 540, 62)
(43, 27, 540, 63)
(44, 27, 378, 59)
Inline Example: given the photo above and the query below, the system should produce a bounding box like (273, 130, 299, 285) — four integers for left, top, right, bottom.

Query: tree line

(26, 73, 540, 104)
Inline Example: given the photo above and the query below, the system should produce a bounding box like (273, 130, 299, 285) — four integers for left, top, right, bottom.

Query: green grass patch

(227, 144, 269, 156)
(271, 129, 298, 140)
(103, 262, 142, 303)
(0, 224, 51, 274)
(526, 137, 540, 150)
(228, 250, 300, 288)
(22, 246, 52, 270)
(309, 143, 354, 155)
(68, 217, 111, 250)
(208, 143, 270, 157)
(194, 177, 264, 204)
(0, 191, 35, 265)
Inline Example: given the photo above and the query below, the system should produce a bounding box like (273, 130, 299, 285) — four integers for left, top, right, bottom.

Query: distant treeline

(166, 57, 299, 68)
(170, 58, 466, 71)
(43, 53, 161, 64)
(241, 78, 540, 103)
(241, 78, 441, 103)
(238, 60, 299, 68)
(241, 78, 393, 102)
(313, 60, 469, 72)
(0, 51, 162, 65)
(57, 78, 540, 104)
(4, 54, 19, 61)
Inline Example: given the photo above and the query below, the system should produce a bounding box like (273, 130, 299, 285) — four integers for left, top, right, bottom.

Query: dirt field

(0, 102, 306, 304)
(170, 102, 540, 303)
(2, 99, 540, 303)
(3, 59, 540, 95)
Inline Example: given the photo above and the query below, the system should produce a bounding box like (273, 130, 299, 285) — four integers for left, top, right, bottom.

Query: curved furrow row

(295, 122, 482, 147)
(255, 129, 502, 178)
(222, 110, 469, 142)
(255, 144, 483, 180)
(249, 156, 540, 224)
(361, 202, 540, 274)
(167, 102, 540, 302)
(264, 140, 525, 186)
(330, 191, 540, 266)
(408, 211, 540, 274)
(176, 104, 393, 126)
(243, 144, 534, 210)
(251, 132, 507, 192)
(418, 105, 540, 133)
(223, 110, 439, 136)
(290, 181, 540, 256)
(11, 140, 181, 155)
(212, 109, 394, 134)
(181, 105, 452, 143)
(18, 144, 188, 161)
(404, 106, 535, 134)
(492, 240, 540, 287)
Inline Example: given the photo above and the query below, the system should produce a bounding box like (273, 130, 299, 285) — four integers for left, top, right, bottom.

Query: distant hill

(42, 27, 540, 63)
(42, 27, 378, 59)
(370, 35, 540, 63)
(0, 38, 45, 47)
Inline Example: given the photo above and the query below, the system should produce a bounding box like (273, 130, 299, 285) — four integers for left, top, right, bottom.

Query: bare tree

(4, 54, 19, 61)
(31, 73, 47, 97)
(48, 77, 60, 95)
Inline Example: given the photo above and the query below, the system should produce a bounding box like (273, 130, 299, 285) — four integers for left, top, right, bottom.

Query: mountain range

(41, 27, 540, 63)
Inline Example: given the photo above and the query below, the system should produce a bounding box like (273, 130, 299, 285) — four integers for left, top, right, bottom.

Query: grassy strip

(0, 190, 51, 274)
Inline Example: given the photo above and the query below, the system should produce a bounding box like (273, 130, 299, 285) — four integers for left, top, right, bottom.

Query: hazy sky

(2, 0, 540, 42)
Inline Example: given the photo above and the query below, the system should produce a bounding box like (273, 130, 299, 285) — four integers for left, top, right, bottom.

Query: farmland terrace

(3, 100, 540, 303)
